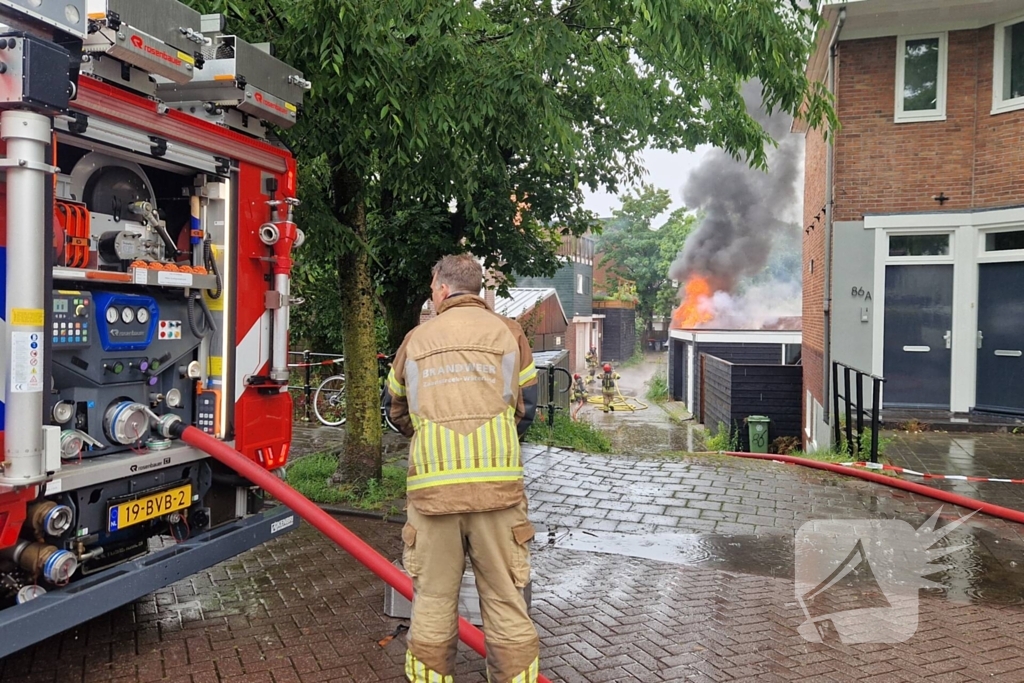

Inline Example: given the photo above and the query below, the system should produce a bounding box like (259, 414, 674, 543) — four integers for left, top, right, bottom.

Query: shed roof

(494, 288, 568, 325)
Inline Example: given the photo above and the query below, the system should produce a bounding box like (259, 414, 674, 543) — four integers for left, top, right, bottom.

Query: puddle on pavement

(537, 519, 1024, 608)
(584, 409, 703, 455)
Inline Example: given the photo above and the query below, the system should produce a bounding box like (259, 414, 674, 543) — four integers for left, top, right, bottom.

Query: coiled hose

(187, 236, 222, 339)
(203, 236, 222, 300)
(187, 291, 217, 339)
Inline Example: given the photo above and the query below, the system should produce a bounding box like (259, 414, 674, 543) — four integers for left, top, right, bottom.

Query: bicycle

(312, 353, 401, 433)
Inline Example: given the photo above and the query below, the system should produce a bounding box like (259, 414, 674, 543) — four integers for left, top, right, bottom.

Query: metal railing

(831, 361, 886, 463)
(287, 350, 344, 422)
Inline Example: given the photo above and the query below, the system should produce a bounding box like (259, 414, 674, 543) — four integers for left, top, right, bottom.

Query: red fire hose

(714, 451, 1024, 525)
(176, 426, 553, 683)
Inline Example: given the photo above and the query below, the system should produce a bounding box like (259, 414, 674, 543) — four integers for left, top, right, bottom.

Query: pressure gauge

(137, 307, 150, 324)
(121, 307, 134, 324)
(166, 388, 183, 408)
(105, 307, 119, 324)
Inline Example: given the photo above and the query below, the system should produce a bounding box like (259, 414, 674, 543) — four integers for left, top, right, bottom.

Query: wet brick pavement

(5, 444, 1024, 682)
(522, 445, 1024, 545)
(883, 431, 1024, 512)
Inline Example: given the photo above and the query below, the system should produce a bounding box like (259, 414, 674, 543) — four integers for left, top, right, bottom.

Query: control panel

(52, 291, 92, 348)
(92, 292, 159, 352)
(196, 389, 219, 435)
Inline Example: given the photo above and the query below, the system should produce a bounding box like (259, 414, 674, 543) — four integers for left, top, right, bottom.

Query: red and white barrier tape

(841, 461, 1024, 484)
(287, 357, 343, 368)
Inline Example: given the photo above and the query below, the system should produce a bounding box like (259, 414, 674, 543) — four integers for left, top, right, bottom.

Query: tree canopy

(187, 0, 836, 484)
(598, 186, 695, 332)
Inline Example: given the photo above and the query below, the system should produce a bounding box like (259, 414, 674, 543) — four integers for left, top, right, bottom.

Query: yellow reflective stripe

(486, 418, 497, 469)
(509, 658, 540, 683)
(405, 408, 524, 488)
(407, 468, 523, 491)
(387, 368, 406, 397)
(408, 408, 517, 476)
(405, 651, 454, 683)
(519, 362, 537, 386)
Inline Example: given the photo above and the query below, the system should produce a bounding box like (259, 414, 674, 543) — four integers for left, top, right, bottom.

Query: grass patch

(524, 412, 612, 453)
(704, 421, 740, 452)
(645, 370, 668, 403)
(286, 452, 406, 510)
(787, 448, 855, 464)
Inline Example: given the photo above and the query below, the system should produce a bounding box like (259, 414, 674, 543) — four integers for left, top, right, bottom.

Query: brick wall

(802, 124, 828, 412)
(802, 25, 1024, 431)
(833, 30, 1024, 222)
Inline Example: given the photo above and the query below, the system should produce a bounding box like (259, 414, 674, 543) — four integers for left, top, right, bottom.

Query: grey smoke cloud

(669, 80, 803, 294)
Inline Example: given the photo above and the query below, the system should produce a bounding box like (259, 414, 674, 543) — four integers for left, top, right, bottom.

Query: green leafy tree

(187, 0, 836, 485)
(599, 186, 695, 336)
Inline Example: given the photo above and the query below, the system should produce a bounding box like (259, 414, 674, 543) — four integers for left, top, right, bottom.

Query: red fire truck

(0, 0, 306, 656)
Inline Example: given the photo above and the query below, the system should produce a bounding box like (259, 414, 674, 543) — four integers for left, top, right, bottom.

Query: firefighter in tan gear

(387, 254, 540, 683)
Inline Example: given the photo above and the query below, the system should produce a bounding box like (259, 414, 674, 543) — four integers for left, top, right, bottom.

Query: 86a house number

(851, 286, 872, 300)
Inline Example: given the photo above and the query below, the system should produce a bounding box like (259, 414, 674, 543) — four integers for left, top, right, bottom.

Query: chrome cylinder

(270, 273, 290, 382)
(0, 110, 53, 486)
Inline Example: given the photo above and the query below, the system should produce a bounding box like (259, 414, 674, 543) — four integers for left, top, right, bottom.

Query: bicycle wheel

(381, 387, 401, 433)
(313, 375, 347, 426)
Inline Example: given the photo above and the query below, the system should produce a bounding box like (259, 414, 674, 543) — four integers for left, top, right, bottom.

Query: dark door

(976, 262, 1024, 414)
(883, 264, 953, 408)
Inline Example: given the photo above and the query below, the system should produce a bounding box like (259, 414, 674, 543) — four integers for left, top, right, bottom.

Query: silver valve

(60, 429, 104, 461)
(287, 75, 312, 90)
(143, 408, 183, 440)
(179, 27, 210, 46)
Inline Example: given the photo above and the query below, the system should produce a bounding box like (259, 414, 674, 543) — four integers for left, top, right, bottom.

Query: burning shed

(668, 324, 802, 417)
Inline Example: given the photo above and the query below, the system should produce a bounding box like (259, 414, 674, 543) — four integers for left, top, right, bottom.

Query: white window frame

(885, 231, 955, 264)
(993, 15, 1024, 115)
(978, 226, 1024, 264)
(895, 32, 948, 123)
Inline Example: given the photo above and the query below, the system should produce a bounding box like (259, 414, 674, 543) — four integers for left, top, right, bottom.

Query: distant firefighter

(600, 363, 620, 413)
(570, 373, 588, 419)
(585, 346, 599, 383)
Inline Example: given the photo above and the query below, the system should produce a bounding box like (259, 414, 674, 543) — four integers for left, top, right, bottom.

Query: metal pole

(546, 363, 556, 428)
(0, 110, 52, 486)
(302, 349, 311, 422)
(871, 378, 881, 464)
(831, 362, 841, 448)
(843, 367, 853, 455)
(855, 371, 864, 458)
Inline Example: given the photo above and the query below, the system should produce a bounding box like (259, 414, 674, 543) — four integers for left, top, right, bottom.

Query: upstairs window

(994, 16, 1024, 114)
(895, 33, 947, 123)
(889, 234, 950, 257)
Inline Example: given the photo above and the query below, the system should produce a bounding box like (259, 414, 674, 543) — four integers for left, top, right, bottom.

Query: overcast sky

(581, 145, 713, 226)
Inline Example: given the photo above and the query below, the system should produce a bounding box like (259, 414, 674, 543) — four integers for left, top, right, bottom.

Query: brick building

(799, 0, 1024, 449)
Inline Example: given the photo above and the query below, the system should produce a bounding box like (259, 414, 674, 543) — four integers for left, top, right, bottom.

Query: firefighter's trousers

(403, 499, 539, 683)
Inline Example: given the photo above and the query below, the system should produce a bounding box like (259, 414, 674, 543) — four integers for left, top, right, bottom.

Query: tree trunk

(332, 170, 382, 486)
(383, 287, 427, 352)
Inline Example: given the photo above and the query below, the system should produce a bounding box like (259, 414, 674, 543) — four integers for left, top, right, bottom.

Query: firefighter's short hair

(432, 254, 483, 294)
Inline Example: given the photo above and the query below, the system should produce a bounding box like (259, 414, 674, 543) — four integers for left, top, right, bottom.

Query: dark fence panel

(701, 354, 733, 436)
(700, 354, 803, 451)
(670, 338, 685, 402)
(598, 306, 637, 362)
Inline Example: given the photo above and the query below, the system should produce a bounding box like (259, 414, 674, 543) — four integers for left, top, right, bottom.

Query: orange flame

(672, 276, 715, 329)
